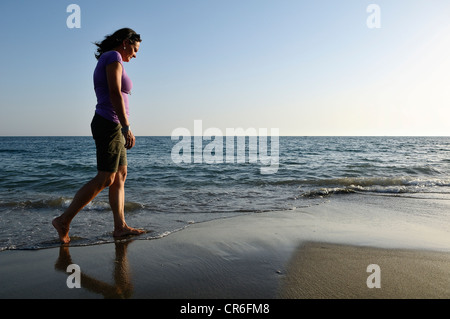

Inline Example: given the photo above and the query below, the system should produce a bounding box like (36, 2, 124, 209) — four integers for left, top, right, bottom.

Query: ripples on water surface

(1, 136, 450, 250)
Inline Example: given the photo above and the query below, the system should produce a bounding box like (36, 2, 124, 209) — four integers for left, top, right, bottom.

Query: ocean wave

(299, 176, 450, 198)
(0, 197, 144, 212)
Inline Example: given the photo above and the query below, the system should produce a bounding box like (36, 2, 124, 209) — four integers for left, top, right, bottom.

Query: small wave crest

(0, 197, 144, 212)
(300, 176, 450, 198)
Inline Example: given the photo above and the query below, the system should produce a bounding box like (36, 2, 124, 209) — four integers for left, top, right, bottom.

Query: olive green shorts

(91, 113, 127, 172)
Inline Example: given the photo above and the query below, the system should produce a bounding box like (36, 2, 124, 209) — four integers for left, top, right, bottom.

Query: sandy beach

(280, 242, 450, 299)
(1, 196, 449, 301)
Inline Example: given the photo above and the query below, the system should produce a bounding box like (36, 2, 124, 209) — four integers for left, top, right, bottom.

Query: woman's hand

(122, 127, 136, 150)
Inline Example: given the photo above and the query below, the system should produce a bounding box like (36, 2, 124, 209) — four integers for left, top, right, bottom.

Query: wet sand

(1, 203, 449, 300)
(279, 242, 450, 299)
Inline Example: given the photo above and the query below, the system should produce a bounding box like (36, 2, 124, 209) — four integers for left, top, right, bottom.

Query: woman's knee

(96, 171, 117, 188)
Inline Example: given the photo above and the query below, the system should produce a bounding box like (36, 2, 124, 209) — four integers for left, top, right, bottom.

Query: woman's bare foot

(52, 217, 70, 244)
(113, 226, 145, 238)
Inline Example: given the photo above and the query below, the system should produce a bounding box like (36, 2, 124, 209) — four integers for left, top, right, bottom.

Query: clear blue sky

(1, 0, 450, 136)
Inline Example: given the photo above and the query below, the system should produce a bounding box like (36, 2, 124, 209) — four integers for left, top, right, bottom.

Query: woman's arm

(106, 61, 135, 149)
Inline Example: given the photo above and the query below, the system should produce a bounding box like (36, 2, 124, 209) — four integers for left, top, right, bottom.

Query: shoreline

(1, 200, 449, 299)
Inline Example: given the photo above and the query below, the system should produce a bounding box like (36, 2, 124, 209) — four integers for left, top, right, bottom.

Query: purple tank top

(93, 51, 132, 124)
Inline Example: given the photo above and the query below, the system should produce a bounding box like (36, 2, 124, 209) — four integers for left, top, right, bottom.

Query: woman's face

(122, 41, 140, 62)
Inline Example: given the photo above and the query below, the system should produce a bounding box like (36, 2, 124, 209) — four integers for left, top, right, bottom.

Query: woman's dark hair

(94, 28, 142, 60)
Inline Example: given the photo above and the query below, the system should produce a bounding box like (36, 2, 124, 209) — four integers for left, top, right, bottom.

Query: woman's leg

(109, 165, 145, 237)
(53, 171, 116, 243)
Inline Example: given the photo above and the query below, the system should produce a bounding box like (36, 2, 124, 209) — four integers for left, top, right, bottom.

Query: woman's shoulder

(99, 51, 123, 65)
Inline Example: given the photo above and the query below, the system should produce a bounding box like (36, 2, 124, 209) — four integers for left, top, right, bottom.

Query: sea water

(1, 136, 450, 251)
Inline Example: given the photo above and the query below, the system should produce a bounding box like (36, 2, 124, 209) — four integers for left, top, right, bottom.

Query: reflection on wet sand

(54, 240, 134, 299)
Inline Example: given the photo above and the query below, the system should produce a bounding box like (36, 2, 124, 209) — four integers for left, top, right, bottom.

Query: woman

(53, 28, 144, 244)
